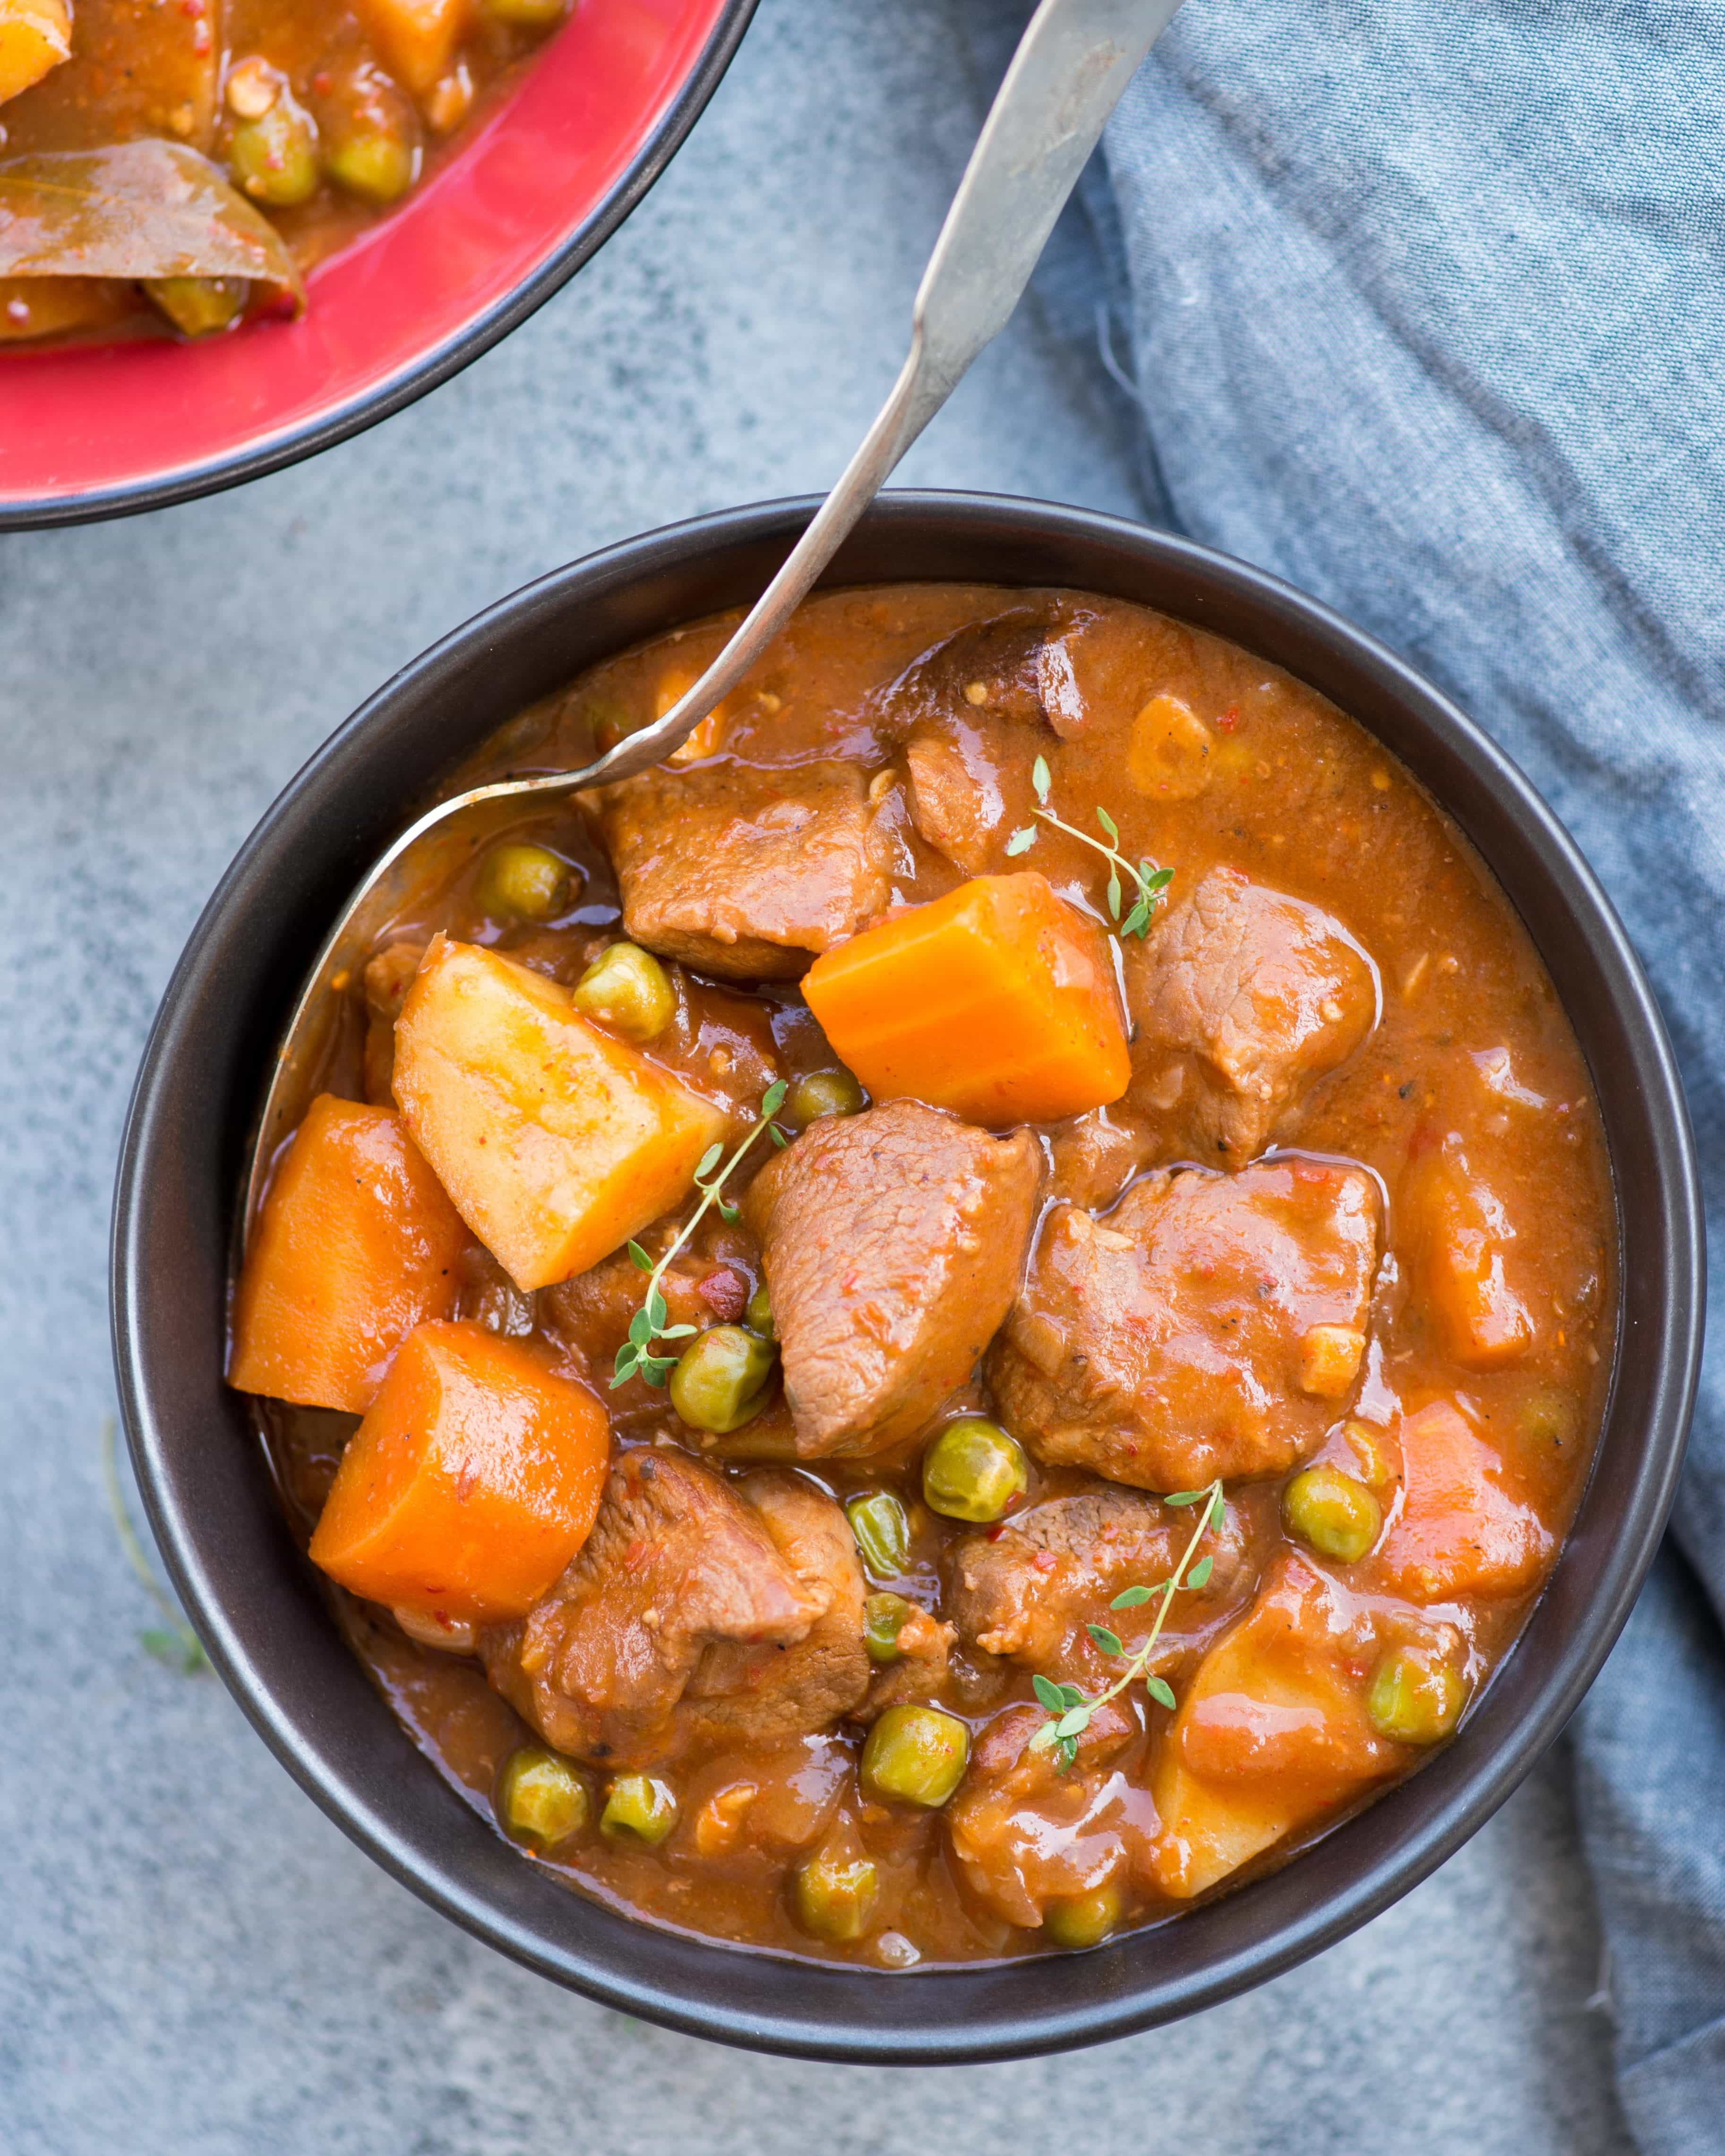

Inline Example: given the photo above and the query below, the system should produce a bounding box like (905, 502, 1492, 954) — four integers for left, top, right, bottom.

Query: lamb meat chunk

(591, 759, 891, 980)
(947, 1484, 1252, 1688)
(903, 733, 1005, 877)
(743, 1098, 1042, 1456)
(677, 1471, 870, 1750)
(857, 1602, 957, 1720)
(989, 1155, 1382, 1492)
(946, 1699, 1151, 1929)
(1125, 868, 1377, 1163)
(480, 1449, 842, 1767)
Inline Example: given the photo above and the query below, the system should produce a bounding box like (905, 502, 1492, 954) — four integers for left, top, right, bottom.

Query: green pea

(571, 940, 673, 1041)
(845, 1490, 910, 1580)
(786, 1068, 866, 1125)
(230, 94, 321, 206)
(477, 841, 570, 923)
(1520, 1386, 1578, 1454)
(1282, 1463, 1382, 1564)
(1366, 1645, 1468, 1745)
(921, 1418, 1029, 1524)
(494, 1745, 589, 1853)
(669, 1325, 775, 1434)
(326, 114, 419, 204)
(600, 1772, 678, 1845)
(144, 276, 248, 339)
(1042, 1882, 1123, 1951)
(744, 1280, 775, 1340)
(864, 1591, 915, 1665)
(791, 1846, 879, 1942)
(860, 1705, 970, 1809)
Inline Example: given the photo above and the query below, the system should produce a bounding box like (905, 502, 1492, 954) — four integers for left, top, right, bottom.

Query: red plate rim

(0, 0, 756, 529)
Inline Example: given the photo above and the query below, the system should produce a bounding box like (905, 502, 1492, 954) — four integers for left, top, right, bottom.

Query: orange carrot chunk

(351, 0, 466, 94)
(392, 936, 726, 1293)
(308, 1320, 609, 1625)
(1374, 1400, 1551, 1602)
(801, 872, 1130, 1128)
(1403, 1135, 1535, 1368)
(228, 1094, 466, 1412)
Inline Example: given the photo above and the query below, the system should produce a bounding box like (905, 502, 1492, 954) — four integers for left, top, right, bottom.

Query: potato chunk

(392, 936, 725, 1292)
(1148, 1553, 1402, 1899)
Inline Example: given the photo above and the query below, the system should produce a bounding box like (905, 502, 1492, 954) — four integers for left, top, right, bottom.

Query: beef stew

(230, 582, 1616, 1968)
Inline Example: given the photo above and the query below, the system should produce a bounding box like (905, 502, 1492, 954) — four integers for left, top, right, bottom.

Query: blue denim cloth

(1082, 4, 1725, 2144)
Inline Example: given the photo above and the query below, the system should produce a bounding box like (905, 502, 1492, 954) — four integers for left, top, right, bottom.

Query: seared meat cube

(989, 1156, 1382, 1491)
(947, 1484, 1251, 1689)
(903, 734, 1005, 877)
(947, 1699, 1144, 1929)
(1126, 868, 1377, 1163)
(743, 1098, 1042, 1457)
(592, 760, 891, 981)
(480, 1450, 867, 1766)
(678, 1471, 870, 1750)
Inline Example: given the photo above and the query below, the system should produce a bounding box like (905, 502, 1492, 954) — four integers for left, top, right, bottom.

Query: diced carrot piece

(1374, 1400, 1551, 1603)
(1148, 1555, 1399, 1899)
(391, 936, 726, 1292)
(1404, 1137, 1534, 1368)
(0, 0, 71, 104)
(352, 0, 467, 95)
(801, 872, 1130, 1127)
(308, 1321, 608, 1624)
(228, 1095, 467, 1412)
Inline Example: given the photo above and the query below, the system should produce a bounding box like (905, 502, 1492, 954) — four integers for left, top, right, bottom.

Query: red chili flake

(1216, 708, 1240, 733)
(312, 68, 333, 94)
(1032, 1550, 1057, 1574)
(622, 1537, 650, 1572)
(986, 1523, 1008, 1542)
(696, 1267, 747, 1321)
(841, 1269, 859, 1293)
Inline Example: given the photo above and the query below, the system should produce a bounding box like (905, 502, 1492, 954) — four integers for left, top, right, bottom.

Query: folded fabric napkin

(1078, 3, 1724, 2144)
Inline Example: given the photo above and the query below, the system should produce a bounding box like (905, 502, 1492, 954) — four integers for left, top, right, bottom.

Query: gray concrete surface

(0, 1, 1634, 2149)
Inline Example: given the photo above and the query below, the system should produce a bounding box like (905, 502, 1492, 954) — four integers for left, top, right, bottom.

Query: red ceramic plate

(0, 0, 755, 528)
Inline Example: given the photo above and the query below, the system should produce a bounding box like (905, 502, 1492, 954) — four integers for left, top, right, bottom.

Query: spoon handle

(576, 0, 1182, 790)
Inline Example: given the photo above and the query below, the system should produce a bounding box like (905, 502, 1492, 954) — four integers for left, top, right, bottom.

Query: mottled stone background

(0, 2, 1630, 2147)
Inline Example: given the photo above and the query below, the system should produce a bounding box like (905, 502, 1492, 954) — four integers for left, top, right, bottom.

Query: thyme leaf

(1027, 1477, 1224, 1768)
(1005, 766, 1173, 940)
(609, 1079, 789, 1389)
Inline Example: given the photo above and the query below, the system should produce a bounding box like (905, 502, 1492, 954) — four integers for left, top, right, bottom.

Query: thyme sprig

(611, 1078, 790, 1389)
(1028, 1478, 1225, 1770)
(1004, 755, 1173, 938)
(101, 1416, 209, 1676)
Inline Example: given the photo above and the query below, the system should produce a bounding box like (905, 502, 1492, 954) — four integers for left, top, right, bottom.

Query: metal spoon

(245, 0, 1182, 1221)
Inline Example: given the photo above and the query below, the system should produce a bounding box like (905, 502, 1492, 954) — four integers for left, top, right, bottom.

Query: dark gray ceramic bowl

(111, 493, 1702, 2062)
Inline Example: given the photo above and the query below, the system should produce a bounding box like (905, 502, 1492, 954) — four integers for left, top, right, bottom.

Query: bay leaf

(0, 139, 303, 310)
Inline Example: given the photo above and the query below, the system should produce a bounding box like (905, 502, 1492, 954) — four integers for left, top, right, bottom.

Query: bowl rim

(111, 491, 1704, 2062)
(0, 0, 758, 532)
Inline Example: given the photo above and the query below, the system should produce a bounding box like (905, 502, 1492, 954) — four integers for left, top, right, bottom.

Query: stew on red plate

(0, 0, 569, 343)
(231, 583, 1615, 1966)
